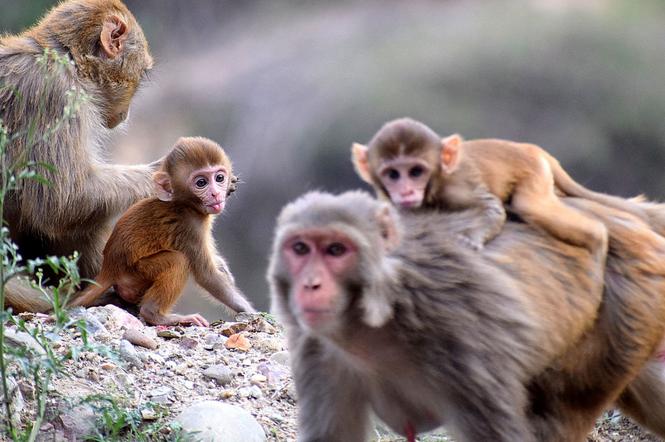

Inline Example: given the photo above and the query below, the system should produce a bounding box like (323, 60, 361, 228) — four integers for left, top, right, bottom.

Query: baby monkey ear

(153, 171, 174, 201)
(440, 134, 464, 174)
(351, 143, 374, 184)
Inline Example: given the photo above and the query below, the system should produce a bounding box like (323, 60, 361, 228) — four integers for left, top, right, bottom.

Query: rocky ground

(0, 305, 662, 441)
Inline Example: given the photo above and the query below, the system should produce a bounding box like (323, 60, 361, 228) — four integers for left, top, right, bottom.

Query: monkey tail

(545, 153, 648, 221)
(69, 276, 113, 308)
(4, 277, 55, 313)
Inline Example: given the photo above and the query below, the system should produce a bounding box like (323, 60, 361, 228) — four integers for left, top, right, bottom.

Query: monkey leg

(531, 197, 665, 440)
(511, 171, 608, 257)
(136, 251, 207, 327)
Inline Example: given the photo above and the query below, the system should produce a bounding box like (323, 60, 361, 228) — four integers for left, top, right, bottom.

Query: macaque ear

(153, 171, 173, 201)
(351, 143, 373, 184)
(441, 134, 463, 174)
(100, 15, 129, 59)
(376, 205, 402, 252)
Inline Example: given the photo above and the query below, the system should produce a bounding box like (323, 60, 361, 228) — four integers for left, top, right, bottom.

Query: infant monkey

(72, 137, 254, 326)
(352, 117, 609, 253)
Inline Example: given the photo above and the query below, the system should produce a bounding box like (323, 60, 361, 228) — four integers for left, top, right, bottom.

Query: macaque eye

(387, 169, 400, 181)
(326, 242, 347, 257)
(292, 241, 310, 256)
(195, 178, 208, 188)
(409, 166, 424, 178)
(215, 173, 225, 183)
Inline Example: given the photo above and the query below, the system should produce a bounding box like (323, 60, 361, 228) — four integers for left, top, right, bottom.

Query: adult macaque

(268, 190, 665, 442)
(351, 118, 640, 252)
(0, 0, 157, 312)
(71, 137, 254, 326)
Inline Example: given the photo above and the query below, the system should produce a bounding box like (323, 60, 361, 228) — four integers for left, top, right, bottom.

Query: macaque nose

(304, 277, 322, 291)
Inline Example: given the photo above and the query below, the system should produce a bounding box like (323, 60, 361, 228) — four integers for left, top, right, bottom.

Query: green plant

(84, 396, 197, 442)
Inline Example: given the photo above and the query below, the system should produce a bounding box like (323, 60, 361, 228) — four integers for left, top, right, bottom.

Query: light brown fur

(71, 137, 254, 326)
(352, 118, 623, 255)
(1, 0, 156, 312)
(269, 191, 665, 442)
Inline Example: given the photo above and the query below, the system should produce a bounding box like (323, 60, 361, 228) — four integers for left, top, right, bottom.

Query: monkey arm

(291, 336, 371, 442)
(86, 163, 156, 212)
(189, 246, 255, 314)
(193, 266, 255, 314)
(460, 187, 507, 249)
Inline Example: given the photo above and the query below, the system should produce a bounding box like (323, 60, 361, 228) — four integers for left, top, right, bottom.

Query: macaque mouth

(301, 307, 332, 326)
(397, 199, 421, 209)
(206, 200, 225, 213)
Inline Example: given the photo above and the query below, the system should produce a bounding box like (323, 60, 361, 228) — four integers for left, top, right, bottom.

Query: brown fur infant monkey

(71, 137, 254, 326)
(352, 118, 612, 253)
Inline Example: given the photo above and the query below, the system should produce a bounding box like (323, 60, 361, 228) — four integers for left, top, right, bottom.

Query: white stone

(174, 400, 265, 442)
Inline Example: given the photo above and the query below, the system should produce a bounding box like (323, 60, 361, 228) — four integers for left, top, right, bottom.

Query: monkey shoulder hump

(396, 238, 520, 308)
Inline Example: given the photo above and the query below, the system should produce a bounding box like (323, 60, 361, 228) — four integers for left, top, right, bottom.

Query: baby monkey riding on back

(351, 118, 635, 254)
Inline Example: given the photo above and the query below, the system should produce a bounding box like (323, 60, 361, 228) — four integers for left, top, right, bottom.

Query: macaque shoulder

(106, 198, 179, 256)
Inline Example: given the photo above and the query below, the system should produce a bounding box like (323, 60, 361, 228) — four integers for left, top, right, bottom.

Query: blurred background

(2, 0, 665, 315)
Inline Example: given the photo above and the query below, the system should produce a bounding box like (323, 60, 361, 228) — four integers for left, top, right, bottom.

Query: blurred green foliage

(0, 1, 54, 33)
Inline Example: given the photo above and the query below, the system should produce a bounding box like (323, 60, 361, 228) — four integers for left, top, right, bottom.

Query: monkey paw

(456, 234, 484, 251)
(173, 313, 210, 327)
(227, 175, 239, 196)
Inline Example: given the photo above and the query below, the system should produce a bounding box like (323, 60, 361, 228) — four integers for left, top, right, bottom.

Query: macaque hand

(172, 313, 209, 327)
(227, 174, 239, 196)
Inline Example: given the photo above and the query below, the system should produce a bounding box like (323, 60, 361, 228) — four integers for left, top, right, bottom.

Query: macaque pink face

(378, 157, 432, 209)
(189, 166, 229, 214)
(282, 229, 358, 332)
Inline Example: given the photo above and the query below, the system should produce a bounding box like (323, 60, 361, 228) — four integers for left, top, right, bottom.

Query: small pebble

(141, 408, 158, 421)
(157, 329, 183, 339)
(250, 374, 267, 385)
(119, 339, 144, 368)
(226, 333, 252, 351)
(179, 337, 198, 349)
(123, 328, 158, 349)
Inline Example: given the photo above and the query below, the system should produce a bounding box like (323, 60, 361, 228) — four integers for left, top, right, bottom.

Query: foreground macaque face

(282, 229, 358, 331)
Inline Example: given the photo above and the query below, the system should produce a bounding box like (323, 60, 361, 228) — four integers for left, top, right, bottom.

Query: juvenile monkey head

(30, 0, 153, 128)
(352, 118, 464, 209)
(154, 137, 233, 215)
(269, 191, 402, 334)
